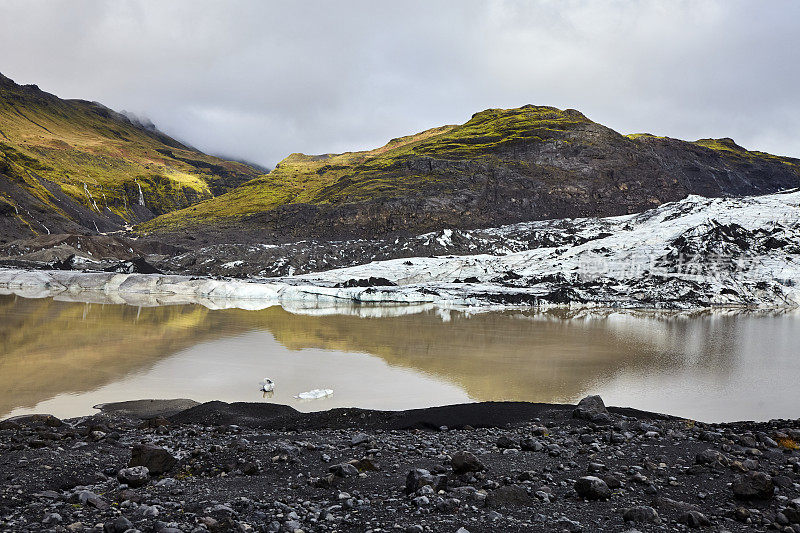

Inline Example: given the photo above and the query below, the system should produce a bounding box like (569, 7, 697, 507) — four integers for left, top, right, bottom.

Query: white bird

(294, 389, 333, 400)
(260, 378, 275, 393)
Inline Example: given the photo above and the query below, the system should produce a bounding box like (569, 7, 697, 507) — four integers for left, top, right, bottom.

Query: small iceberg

(294, 389, 333, 400)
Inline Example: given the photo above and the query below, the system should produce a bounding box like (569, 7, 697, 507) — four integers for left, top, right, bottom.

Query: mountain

(139, 105, 800, 244)
(3, 74, 798, 249)
(0, 73, 260, 242)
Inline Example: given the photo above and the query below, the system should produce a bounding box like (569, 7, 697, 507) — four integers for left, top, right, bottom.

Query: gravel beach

(1, 397, 799, 532)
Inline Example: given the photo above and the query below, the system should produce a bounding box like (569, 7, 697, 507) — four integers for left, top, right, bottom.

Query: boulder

(731, 471, 774, 500)
(329, 463, 359, 478)
(0, 414, 63, 429)
(496, 435, 518, 449)
(574, 476, 611, 500)
(695, 449, 729, 466)
(654, 496, 700, 513)
(520, 437, 544, 451)
(623, 506, 661, 524)
(41, 513, 62, 526)
(783, 507, 800, 524)
(405, 469, 436, 495)
(128, 443, 177, 475)
(352, 458, 380, 472)
(487, 485, 530, 507)
(104, 516, 134, 533)
(555, 517, 583, 532)
(572, 395, 612, 423)
(451, 450, 485, 474)
(350, 432, 372, 446)
(679, 510, 711, 528)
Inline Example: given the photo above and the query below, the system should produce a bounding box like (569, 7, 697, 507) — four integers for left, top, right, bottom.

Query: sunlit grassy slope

(0, 72, 260, 232)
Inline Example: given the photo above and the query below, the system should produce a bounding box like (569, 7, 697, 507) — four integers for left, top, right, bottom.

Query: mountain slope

(140, 105, 800, 243)
(0, 73, 261, 241)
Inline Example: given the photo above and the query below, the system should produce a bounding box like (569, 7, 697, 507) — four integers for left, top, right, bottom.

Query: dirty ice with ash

(1, 189, 798, 310)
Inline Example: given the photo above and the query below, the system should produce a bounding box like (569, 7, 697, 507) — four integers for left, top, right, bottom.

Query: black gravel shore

(1, 397, 799, 533)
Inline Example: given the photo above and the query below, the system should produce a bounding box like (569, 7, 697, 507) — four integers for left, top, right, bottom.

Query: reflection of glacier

(2, 190, 800, 309)
(521, 308, 800, 363)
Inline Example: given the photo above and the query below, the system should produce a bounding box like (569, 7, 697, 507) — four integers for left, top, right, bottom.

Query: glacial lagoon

(1, 293, 798, 422)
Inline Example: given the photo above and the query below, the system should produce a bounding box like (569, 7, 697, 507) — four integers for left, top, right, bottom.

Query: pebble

(117, 466, 150, 488)
(623, 506, 660, 524)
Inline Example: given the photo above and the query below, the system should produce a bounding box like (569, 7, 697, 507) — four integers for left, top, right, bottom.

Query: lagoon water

(1, 293, 798, 422)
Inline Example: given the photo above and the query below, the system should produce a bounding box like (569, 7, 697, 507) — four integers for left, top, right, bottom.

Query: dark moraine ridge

(1, 398, 799, 532)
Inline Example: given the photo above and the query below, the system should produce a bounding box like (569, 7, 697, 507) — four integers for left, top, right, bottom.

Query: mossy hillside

(693, 137, 749, 153)
(141, 104, 800, 237)
(0, 144, 69, 219)
(0, 74, 261, 228)
(1, 143, 217, 216)
(691, 138, 800, 168)
(625, 133, 670, 141)
(408, 106, 592, 158)
(140, 106, 597, 231)
(628, 134, 800, 170)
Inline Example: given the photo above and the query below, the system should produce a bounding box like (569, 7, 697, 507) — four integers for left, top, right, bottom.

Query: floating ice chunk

(294, 389, 333, 400)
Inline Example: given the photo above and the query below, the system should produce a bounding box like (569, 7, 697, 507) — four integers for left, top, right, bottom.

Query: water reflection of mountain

(1, 297, 202, 414)
(1, 294, 792, 418)
(266, 308, 751, 403)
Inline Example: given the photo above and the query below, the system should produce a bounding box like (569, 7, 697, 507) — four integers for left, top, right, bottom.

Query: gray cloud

(1, 0, 798, 166)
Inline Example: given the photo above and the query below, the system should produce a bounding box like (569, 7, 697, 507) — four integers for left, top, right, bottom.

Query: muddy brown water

(0, 294, 798, 422)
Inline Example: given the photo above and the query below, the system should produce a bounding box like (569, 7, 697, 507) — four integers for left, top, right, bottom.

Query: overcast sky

(1, 0, 798, 167)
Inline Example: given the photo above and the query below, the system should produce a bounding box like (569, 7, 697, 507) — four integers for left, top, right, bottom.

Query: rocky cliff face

(0, 73, 261, 242)
(139, 105, 800, 244)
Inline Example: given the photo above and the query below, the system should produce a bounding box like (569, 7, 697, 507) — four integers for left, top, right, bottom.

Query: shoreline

(11, 397, 800, 428)
(1, 398, 798, 532)
(5, 391, 798, 429)
(93, 398, 790, 428)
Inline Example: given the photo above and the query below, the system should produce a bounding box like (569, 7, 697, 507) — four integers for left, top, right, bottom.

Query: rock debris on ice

(1, 190, 799, 309)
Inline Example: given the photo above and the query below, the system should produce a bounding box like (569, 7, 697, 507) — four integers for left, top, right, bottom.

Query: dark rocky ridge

(1, 398, 799, 532)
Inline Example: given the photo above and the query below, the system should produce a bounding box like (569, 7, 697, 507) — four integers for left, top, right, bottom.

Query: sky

(1, 0, 799, 167)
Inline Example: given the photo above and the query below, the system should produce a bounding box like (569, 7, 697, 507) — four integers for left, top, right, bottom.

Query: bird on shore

(260, 378, 275, 398)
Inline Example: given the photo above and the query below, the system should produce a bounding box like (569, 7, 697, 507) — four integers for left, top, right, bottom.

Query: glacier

(0, 190, 798, 310)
